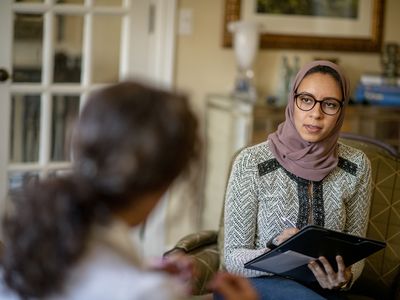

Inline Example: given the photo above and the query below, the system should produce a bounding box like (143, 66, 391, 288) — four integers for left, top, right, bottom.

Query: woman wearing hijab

(222, 61, 371, 299)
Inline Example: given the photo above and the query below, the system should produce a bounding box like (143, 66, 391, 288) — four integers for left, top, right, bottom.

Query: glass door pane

(10, 94, 41, 163)
(53, 14, 84, 83)
(55, 0, 84, 4)
(13, 13, 43, 83)
(51, 95, 80, 161)
(92, 15, 122, 83)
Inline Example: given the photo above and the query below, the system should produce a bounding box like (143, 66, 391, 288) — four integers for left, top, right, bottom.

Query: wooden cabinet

(253, 105, 285, 144)
(252, 104, 400, 151)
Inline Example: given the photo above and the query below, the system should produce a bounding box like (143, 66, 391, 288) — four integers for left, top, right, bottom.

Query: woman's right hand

(274, 227, 299, 246)
(209, 272, 259, 300)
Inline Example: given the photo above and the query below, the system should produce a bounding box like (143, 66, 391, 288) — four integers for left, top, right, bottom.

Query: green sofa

(166, 135, 400, 300)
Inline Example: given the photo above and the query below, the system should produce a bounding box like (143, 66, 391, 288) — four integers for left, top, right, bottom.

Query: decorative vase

(228, 20, 262, 103)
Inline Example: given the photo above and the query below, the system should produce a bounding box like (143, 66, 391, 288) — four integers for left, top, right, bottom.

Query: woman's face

(293, 72, 343, 143)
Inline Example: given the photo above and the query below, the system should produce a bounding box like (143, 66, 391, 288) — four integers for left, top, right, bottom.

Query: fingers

(336, 256, 353, 287)
(148, 255, 195, 295)
(282, 227, 300, 236)
(308, 260, 329, 289)
(148, 255, 194, 281)
(335, 255, 347, 283)
(166, 256, 194, 280)
(308, 256, 351, 290)
(335, 255, 346, 274)
(319, 256, 335, 278)
(276, 228, 300, 244)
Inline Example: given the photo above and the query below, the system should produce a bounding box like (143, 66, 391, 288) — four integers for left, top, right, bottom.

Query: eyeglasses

(295, 92, 343, 115)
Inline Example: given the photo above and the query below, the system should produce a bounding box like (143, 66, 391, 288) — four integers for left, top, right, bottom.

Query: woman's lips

(304, 124, 322, 133)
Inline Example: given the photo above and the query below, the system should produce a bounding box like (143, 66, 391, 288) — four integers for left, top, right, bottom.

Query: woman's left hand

(308, 255, 352, 290)
(148, 252, 194, 282)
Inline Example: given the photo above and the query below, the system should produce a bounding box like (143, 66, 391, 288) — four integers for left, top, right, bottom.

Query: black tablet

(244, 225, 386, 282)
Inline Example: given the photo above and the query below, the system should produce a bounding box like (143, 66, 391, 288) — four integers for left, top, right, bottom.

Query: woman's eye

(324, 101, 338, 109)
(301, 96, 313, 104)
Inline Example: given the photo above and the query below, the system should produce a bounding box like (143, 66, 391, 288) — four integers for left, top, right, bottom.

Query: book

(354, 83, 400, 105)
(356, 84, 400, 94)
(360, 73, 400, 86)
(244, 225, 386, 283)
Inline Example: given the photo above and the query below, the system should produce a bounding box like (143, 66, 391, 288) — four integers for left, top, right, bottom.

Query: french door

(0, 0, 177, 256)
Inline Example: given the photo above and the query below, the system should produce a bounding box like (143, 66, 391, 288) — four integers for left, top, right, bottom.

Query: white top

(0, 220, 187, 300)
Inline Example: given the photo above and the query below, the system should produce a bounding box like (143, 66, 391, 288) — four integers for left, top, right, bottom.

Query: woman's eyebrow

(297, 91, 341, 101)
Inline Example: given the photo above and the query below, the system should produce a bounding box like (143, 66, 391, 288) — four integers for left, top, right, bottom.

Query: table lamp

(228, 20, 262, 103)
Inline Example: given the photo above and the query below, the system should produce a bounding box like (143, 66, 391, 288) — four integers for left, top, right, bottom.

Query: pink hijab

(268, 60, 350, 181)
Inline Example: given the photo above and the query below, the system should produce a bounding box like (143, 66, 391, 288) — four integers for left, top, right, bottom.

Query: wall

(171, 0, 400, 235)
(176, 0, 400, 112)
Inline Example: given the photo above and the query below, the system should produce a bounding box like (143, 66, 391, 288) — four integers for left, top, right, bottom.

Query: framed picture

(223, 0, 385, 52)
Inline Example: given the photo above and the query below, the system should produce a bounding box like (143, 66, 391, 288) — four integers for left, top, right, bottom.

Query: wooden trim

(222, 0, 385, 52)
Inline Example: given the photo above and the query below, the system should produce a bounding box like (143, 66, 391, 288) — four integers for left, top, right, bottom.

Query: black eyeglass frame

(294, 92, 344, 116)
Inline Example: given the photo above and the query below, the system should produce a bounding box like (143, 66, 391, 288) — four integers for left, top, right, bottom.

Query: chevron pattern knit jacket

(224, 140, 372, 283)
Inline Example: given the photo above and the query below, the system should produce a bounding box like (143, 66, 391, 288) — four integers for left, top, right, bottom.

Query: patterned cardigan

(223, 140, 372, 283)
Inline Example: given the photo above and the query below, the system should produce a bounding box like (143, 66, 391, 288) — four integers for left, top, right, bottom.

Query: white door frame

(128, 0, 177, 87)
(0, 1, 12, 223)
(129, 0, 178, 257)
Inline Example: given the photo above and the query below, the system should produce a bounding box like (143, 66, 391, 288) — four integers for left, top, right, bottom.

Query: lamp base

(232, 71, 257, 103)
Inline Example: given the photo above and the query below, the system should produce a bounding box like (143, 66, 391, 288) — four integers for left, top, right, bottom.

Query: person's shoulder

(337, 142, 370, 175)
(235, 140, 274, 165)
(59, 244, 185, 300)
(337, 142, 368, 161)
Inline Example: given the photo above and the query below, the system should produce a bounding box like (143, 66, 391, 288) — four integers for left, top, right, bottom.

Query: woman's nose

(309, 102, 324, 118)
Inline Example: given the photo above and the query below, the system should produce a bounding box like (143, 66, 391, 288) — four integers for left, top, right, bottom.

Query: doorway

(0, 0, 177, 256)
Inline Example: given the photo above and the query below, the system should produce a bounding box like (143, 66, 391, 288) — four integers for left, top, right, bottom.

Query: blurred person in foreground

(0, 81, 258, 300)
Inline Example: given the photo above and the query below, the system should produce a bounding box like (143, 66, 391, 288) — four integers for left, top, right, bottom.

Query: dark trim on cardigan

(338, 157, 358, 176)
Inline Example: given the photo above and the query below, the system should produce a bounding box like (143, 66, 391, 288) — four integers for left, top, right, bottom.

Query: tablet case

(244, 225, 386, 283)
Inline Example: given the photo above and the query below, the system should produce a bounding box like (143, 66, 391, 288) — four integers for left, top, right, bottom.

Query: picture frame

(223, 0, 385, 52)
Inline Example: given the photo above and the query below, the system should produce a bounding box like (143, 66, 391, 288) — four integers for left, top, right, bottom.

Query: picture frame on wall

(222, 0, 385, 52)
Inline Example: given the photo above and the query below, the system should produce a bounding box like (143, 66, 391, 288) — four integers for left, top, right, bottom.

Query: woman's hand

(308, 255, 353, 290)
(209, 272, 259, 300)
(148, 253, 194, 283)
(273, 227, 300, 246)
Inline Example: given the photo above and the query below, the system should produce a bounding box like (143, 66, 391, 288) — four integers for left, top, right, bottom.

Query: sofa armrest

(164, 230, 220, 295)
(165, 230, 218, 254)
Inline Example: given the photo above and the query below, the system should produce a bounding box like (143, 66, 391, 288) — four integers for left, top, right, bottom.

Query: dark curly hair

(2, 81, 199, 299)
